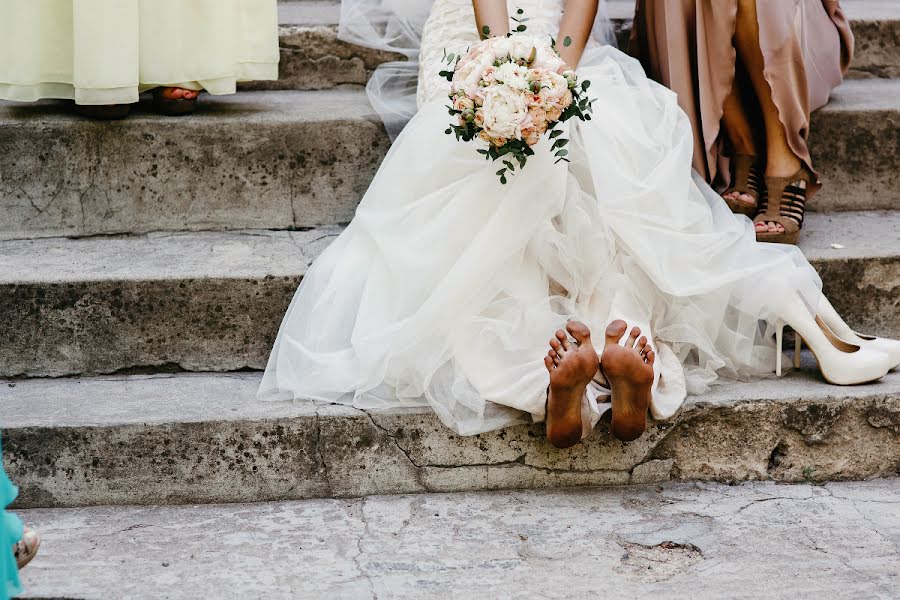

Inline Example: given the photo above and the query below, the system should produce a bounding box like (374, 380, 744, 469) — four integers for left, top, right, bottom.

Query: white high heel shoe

(775, 298, 892, 385)
(816, 295, 900, 370)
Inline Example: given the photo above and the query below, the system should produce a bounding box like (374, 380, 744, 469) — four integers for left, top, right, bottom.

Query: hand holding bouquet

(442, 19, 594, 184)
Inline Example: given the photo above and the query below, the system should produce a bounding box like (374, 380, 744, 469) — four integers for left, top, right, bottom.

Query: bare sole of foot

(543, 321, 599, 449)
(601, 320, 655, 442)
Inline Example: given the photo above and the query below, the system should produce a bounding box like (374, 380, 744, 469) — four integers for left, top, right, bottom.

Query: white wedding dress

(259, 0, 822, 436)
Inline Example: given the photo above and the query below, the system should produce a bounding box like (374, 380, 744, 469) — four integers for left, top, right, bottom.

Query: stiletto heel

(776, 296, 892, 385)
(816, 295, 900, 369)
(775, 321, 785, 376)
(794, 334, 802, 369)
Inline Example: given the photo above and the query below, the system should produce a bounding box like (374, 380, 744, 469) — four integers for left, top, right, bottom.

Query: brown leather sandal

(74, 104, 132, 120)
(723, 154, 762, 216)
(754, 165, 814, 245)
(14, 527, 40, 570)
(152, 87, 198, 116)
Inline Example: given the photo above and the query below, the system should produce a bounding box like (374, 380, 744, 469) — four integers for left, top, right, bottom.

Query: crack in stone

(349, 496, 378, 600)
(313, 407, 333, 494)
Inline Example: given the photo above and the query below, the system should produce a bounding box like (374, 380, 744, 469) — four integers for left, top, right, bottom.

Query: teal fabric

(1, 436, 22, 600)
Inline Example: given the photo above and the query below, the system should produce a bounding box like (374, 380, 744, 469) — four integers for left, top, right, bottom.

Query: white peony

(494, 61, 530, 91)
(480, 84, 529, 140)
(532, 43, 566, 73)
(509, 35, 537, 62)
(488, 36, 511, 59)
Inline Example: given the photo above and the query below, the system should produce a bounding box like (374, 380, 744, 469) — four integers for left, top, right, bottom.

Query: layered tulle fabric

(1, 436, 22, 600)
(0, 0, 279, 105)
(630, 0, 853, 192)
(260, 0, 822, 436)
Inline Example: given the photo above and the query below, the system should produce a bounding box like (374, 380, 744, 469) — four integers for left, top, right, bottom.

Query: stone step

(2, 369, 899, 509)
(0, 211, 896, 378)
(265, 0, 900, 90)
(13, 479, 900, 599)
(0, 89, 389, 240)
(1, 80, 898, 241)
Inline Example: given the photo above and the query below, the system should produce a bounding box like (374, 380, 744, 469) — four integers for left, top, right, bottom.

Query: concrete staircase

(2, 0, 899, 514)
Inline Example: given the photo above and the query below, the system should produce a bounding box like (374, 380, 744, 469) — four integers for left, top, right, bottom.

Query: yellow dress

(0, 0, 279, 105)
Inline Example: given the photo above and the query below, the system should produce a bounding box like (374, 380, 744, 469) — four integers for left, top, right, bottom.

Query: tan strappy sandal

(14, 527, 40, 570)
(755, 165, 814, 245)
(723, 154, 762, 216)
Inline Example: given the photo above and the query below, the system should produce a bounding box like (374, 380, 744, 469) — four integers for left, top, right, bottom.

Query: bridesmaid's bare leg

(734, 0, 802, 233)
(721, 73, 758, 206)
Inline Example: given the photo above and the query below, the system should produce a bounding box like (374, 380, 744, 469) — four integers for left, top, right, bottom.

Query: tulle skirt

(1, 437, 22, 600)
(0, 0, 279, 105)
(259, 44, 822, 436)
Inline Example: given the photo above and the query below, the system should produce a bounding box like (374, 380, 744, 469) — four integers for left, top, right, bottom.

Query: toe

(636, 336, 648, 351)
(544, 355, 554, 372)
(555, 329, 570, 350)
(605, 319, 628, 344)
(549, 338, 562, 353)
(626, 326, 641, 347)
(645, 349, 655, 366)
(566, 320, 592, 345)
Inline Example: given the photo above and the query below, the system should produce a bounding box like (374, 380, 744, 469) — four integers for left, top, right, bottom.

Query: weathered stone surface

(13, 479, 900, 599)
(2, 370, 898, 508)
(810, 79, 900, 212)
(0, 90, 388, 239)
(241, 25, 402, 91)
(0, 229, 340, 376)
(0, 212, 895, 377)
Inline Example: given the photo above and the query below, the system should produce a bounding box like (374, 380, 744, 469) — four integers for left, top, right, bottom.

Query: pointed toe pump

(815, 295, 900, 370)
(775, 298, 892, 385)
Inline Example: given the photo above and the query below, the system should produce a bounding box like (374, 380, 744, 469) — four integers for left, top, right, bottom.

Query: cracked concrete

(13, 479, 900, 599)
(2, 370, 898, 508)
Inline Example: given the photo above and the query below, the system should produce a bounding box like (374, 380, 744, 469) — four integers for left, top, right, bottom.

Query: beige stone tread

(15, 478, 900, 599)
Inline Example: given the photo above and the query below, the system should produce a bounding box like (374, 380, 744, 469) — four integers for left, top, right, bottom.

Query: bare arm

(556, 0, 599, 67)
(472, 0, 510, 39)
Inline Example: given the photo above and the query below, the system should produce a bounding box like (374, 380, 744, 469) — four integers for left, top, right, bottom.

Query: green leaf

(581, 80, 591, 91)
(482, 25, 491, 37)
(516, 7, 524, 14)
(516, 24, 527, 32)
(500, 175, 507, 185)
(555, 149, 569, 157)
(445, 128, 452, 134)
(563, 36, 572, 47)
(503, 160, 515, 171)
(496, 168, 506, 176)
(549, 129, 563, 139)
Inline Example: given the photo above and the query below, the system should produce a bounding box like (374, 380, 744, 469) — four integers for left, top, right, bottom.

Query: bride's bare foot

(601, 320, 655, 442)
(543, 321, 599, 449)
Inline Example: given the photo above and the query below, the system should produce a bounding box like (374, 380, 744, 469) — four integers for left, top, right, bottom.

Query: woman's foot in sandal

(722, 154, 762, 216)
(754, 164, 814, 244)
(153, 87, 199, 116)
(14, 526, 40, 570)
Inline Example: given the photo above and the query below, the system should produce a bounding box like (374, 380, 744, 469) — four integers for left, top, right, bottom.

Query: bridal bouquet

(442, 20, 594, 184)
